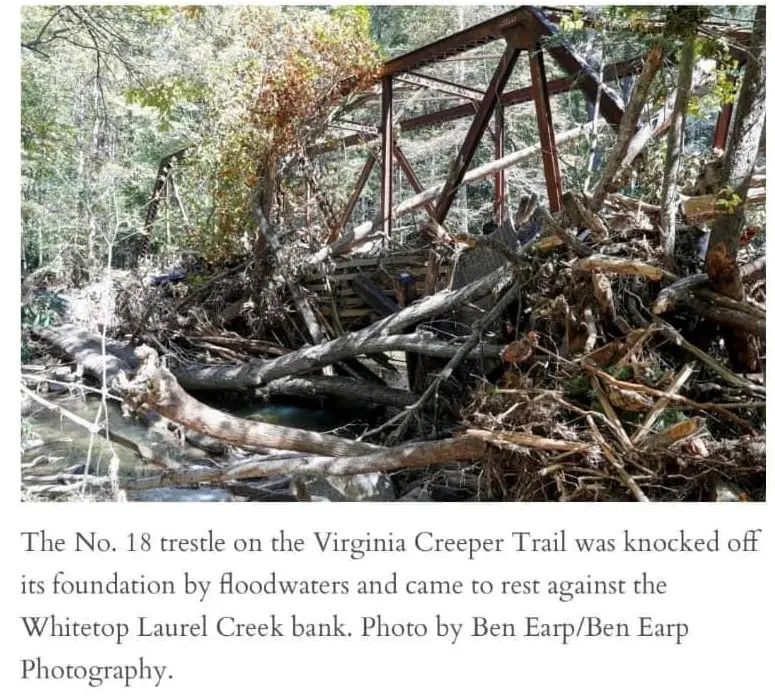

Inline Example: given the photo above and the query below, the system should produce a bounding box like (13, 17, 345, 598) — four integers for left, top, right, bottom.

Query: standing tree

(589, 42, 664, 211)
(659, 7, 709, 271)
(704, 4, 766, 371)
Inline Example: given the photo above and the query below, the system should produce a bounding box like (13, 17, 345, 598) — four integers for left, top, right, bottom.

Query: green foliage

(653, 409, 688, 433)
(559, 8, 586, 33)
(370, 5, 459, 55)
(605, 365, 634, 381)
(598, 6, 709, 39)
(20, 4, 760, 283)
(663, 7, 711, 38)
(125, 78, 207, 131)
(21, 418, 37, 446)
(715, 188, 743, 214)
(184, 6, 381, 262)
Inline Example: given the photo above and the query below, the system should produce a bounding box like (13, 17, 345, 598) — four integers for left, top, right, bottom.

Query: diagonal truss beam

(530, 44, 563, 211)
(434, 37, 521, 225)
(308, 56, 643, 158)
(531, 8, 625, 126)
(393, 144, 435, 217)
(397, 72, 485, 102)
(328, 153, 377, 243)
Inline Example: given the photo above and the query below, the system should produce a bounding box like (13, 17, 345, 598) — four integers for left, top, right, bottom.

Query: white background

(6, 506, 771, 698)
(4, 2, 773, 698)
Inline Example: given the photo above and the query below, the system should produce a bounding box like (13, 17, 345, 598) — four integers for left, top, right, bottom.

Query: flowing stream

(21, 392, 375, 502)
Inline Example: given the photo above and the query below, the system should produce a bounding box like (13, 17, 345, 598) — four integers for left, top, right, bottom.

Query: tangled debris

(24, 186, 765, 502)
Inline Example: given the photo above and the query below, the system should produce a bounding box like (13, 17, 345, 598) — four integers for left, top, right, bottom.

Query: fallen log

(740, 255, 766, 282)
(652, 318, 765, 398)
(467, 428, 589, 452)
(375, 279, 524, 444)
(34, 322, 499, 403)
(258, 376, 419, 409)
(122, 433, 490, 488)
(653, 273, 767, 320)
(678, 297, 765, 337)
(187, 335, 290, 357)
(652, 273, 711, 314)
(173, 332, 504, 391)
(682, 187, 766, 223)
(29, 325, 245, 458)
(201, 265, 513, 387)
(590, 43, 665, 210)
(119, 346, 380, 458)
(20, 384, 185, 472)
(222, 435, 488, 480)
(574, 258, 765, 324)
(573, 255, 669, 281)
(122, 464, 223, 491)
(30, 325, 138, 387)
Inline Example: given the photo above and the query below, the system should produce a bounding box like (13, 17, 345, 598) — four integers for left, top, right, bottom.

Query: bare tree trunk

(253, 198, 329, 346)
(705, 5, 766, 371)
(120, 347, 379, 458)
(584, 43, 605, 192)
(590, 44, 664, 210)
(173, 332, 503, 390)
(223, 435, 488, 480)
(660, 37, 695, 270)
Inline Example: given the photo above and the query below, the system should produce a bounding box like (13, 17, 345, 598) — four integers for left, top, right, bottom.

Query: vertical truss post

(434, 37, 522, 225)
(713, 102, 734, 152)
(327, 153, 376, 243)
(493, 104, 506, 224)
(380, 76, 394, 240)
(530, 43, 563, 212)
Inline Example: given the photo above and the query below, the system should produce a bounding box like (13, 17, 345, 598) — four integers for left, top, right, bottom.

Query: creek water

(21, 392, 374, 502)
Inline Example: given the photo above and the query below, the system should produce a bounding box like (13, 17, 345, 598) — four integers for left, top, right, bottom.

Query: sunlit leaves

(559, 8, 585, 33)
(126, 77, 207, 131)
(190, 6, 381, 261)
(715, 188, 743, 214)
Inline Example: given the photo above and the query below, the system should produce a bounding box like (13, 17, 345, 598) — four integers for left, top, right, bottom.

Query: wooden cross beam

(434, 36, 521, 225)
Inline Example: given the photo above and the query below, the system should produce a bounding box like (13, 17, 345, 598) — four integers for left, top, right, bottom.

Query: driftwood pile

(457, 193, 764, 502)
(24, 179, 765, 502)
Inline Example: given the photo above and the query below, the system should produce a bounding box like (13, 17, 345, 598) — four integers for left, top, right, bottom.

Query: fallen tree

(259, 376, 419, 409)
(120, 346, 380, 458)
(116, 346, 492, 481)
(31, 325, 138, 387)
(173, 331, 504, 391)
